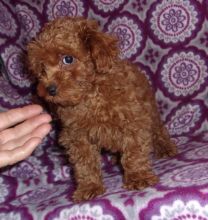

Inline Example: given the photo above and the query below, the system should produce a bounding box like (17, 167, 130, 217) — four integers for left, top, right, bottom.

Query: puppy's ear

(79, 19, 119, 74)
(27, 41, 43, 76)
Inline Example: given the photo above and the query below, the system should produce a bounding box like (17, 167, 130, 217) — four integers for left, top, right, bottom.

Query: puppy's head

(27, 17, 118, 106)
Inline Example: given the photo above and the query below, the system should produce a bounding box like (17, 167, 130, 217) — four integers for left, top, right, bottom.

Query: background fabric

(0, 0, 208, 219)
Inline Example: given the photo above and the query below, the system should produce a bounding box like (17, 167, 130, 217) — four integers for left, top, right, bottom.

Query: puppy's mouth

(45, 91, 62, 104)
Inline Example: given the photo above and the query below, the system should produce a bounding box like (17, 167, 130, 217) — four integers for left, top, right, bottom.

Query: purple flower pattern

(167, 103, 202, 136)
(105, 14, 145, 59)
(55, 1, 76, 17)
(0, 0, 208, 219)
(47, 0, 86, 20)
(161, 9, 185, 33)
(9, 163, 41, 180)
(115, 27, 131, 51)
(17, 13, 32, 32)
(159, 49, 208, 98)
(145, 48, 159, 64)
(148, 0, 202, 46)
(173, 62, 196, 87)
(157, 100, 168, 116)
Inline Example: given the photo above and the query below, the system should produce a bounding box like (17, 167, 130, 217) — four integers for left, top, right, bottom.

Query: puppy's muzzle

(47, 84, 57, 96)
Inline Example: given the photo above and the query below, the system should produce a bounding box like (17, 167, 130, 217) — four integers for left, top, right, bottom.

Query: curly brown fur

(27, 17, 177, 202)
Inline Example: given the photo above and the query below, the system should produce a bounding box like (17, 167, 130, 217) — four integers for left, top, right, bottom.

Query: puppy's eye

(62, 55, 74, 65)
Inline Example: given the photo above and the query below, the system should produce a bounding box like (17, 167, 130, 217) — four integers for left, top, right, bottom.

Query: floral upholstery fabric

(0, 0, 208, 219)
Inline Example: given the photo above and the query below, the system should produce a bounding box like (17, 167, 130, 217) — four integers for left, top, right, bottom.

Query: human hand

(0, 104, 52, 168)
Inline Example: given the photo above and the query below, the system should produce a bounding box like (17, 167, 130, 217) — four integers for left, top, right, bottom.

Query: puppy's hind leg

(121, 130, 159, 190)
(153, 121, 177, 159)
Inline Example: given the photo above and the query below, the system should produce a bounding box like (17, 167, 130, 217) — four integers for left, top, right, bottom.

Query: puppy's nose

(46, 84, 57, 96)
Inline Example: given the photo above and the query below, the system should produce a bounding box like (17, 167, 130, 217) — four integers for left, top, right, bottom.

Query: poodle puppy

(27, 17, 177, 202)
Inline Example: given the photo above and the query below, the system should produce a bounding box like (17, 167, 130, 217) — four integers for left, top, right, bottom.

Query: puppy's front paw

(73, 183, 106, 202)
(123, 172, 159, 190)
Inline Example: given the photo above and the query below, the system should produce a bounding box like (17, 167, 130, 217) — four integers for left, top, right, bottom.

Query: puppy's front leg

(65, 137, 105, 202)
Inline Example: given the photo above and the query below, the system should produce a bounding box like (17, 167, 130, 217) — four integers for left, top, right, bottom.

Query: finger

(0, 137, 41, 168)
(0, 105, 44, 131)
(0, 123, 51, 151)
(0, 113, 52, 145)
